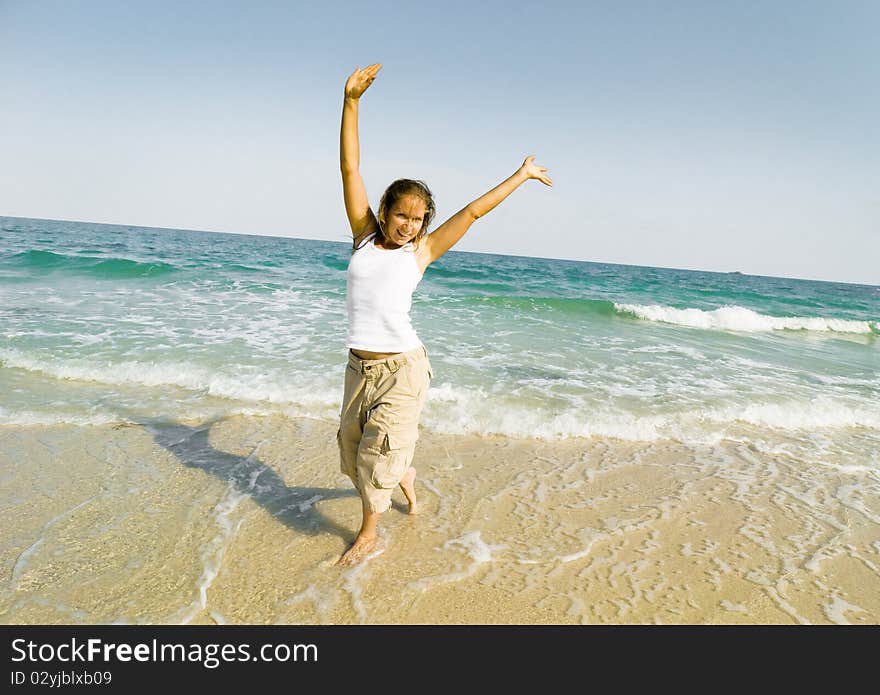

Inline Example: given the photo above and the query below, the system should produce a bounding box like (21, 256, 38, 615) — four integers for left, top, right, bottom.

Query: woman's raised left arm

(421, 156, 552, 268)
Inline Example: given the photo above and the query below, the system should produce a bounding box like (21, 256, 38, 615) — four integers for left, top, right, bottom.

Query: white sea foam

(340, 540, 386, 623)
(719, 600, 749, 614)
(282, 585, 340, 624)
(702, 397, 880, 431)
(3, 363, 876, 447)
(3, 345, 876, 447)
(408, 531, 505, 592)
(11, 496, 98, 586)
(631, 344, 707, 359)
(558, 541, 597, 564)
(1, 347, 212, 389)
(604, 383, 659, 398)
(824, 594, 867, 625)
(813, 374, 880, 388)
(168, 483, 247, 625)
(615, 303, 876, 334)
(11, 539, 44, 584)
(422, 389, 880, 442)
(0, 406, 124, 427)
(0, 347, 340, 409)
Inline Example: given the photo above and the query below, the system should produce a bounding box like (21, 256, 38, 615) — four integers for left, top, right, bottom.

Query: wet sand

(1, 416, 878, 624)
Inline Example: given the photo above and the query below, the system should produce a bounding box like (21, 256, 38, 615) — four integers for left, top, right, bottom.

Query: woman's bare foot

(399, 467, 418, 514)
(337, 534, 377, 566)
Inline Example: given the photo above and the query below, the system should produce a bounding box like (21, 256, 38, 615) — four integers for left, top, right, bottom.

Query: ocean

(2, 216, 877, 462)
(1, 215, 878, 624)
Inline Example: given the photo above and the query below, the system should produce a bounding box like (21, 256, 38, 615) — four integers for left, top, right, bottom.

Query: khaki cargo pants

(337, 345, 433, 514)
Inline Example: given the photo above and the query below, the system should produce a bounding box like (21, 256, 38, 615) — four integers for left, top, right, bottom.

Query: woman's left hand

(519, 155, 553, 186)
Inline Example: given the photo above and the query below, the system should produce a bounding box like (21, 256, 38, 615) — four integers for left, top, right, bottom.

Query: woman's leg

(399, 466, 418, 514)
(337, 497, 381, 566)
(337, 346, 430, 564)
(396, 349, 430, 515)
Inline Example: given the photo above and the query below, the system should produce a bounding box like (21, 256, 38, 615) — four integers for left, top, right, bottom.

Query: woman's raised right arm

(340, 64, 382, 239)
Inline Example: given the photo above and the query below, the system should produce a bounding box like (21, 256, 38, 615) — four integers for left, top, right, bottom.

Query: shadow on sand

(132, 417, 357, 544)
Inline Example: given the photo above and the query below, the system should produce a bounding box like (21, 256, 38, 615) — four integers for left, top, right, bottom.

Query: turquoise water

(1, 216, 878, 468)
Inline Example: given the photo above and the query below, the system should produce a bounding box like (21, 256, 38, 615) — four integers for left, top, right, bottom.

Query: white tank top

(346, 233, 424, 352)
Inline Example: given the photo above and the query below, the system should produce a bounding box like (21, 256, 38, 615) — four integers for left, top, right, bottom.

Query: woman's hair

(376, 179, 436, 247)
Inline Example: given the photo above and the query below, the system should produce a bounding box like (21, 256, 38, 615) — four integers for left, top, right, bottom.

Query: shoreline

(1, 415, 878, 625)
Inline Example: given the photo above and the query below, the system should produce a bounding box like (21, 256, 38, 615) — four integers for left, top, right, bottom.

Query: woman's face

(383, 194, 426, 246)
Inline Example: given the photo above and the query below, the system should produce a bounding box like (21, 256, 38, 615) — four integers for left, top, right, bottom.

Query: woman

(336, 62, 552, 565)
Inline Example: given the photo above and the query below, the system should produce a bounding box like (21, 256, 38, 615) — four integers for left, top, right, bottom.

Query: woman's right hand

(344, 63, 382, 100)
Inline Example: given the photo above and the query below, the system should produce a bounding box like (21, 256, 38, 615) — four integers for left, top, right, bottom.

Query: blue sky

(1, 1, 877, 284)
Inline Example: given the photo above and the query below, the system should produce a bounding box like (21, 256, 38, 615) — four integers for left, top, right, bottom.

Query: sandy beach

(2, 415, 877, 625)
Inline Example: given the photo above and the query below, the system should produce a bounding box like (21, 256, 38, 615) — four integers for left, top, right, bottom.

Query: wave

(5, 250, 179, 278)
(452, 295, 620, 317)
(0, 405, 125, 427)
(0, 348, 339, 409)
(0, 403, 323, 427)
(428, 296, 876, 334)
(320, 254, 349, 272)
(421, 384, 880, 441)
(614, 303, 878, 335)
(702, 398, 880, 430)
(5, 394, 877, 443)
(423, 264, 500, 281)
(3, 348, 877, 443)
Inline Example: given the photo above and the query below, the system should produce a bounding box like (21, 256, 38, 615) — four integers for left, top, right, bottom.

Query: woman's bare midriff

(350, 348, 400, 360)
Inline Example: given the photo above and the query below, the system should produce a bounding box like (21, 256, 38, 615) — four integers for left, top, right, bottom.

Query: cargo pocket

(370, 427, 418, 489)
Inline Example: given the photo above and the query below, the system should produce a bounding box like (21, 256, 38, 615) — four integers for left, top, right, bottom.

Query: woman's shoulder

(352, 231, 377, 252)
